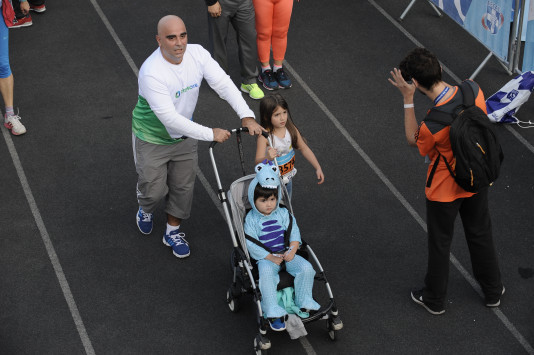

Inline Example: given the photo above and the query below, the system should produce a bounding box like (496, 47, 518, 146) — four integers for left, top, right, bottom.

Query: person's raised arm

(388, 68, 418, 147)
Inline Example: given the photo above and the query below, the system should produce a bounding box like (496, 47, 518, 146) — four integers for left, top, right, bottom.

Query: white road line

(1, 128, 96, 355)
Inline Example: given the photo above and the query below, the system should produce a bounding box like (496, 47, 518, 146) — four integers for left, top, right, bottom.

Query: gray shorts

(133, 135, 198, 219)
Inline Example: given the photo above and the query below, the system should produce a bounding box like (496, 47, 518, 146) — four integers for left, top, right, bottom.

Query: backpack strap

(426, 148, 456, 188)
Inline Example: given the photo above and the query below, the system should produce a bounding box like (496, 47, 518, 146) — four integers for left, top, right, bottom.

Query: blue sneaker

(163, 230, 190, 258)
(258, 70, 278, 91)
(269, 317, 286, 331)
(136, 207, 153, 234)
(274, 68, 292, 89)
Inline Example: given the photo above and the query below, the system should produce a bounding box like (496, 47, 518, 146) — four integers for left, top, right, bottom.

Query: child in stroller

(208, 127, 342, 352)
(244, 160, 320, 331)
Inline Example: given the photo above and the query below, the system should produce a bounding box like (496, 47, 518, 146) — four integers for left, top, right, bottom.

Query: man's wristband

(404, 103, 414, 109)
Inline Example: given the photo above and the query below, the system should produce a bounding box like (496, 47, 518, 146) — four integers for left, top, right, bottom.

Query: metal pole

(428, 0, 442, 17)
(508, 0, 521, 72)
(514, 0, 528, 73)
(399, 0, 417, 21)
(470, 51, 494, 80)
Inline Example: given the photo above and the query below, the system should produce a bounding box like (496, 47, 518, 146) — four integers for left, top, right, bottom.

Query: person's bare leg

(167, 214, 182, 227)
(0, 74, 14, 108)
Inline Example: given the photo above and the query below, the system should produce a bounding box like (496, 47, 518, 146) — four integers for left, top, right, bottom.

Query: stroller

(209, 128, 343, 354)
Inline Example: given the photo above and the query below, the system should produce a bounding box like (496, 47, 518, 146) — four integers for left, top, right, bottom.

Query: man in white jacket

(132, 15, 262, 258)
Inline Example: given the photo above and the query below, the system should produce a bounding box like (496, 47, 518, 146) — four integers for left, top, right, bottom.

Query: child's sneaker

(258, 70, 278, 91)
(4, 114, 27, 135)
(136, 207, 153, 234)
(240, 83, 264, 100)
(411, 289, 445, 315)
(269, 317, 286, 331)
(30, 3, 46, 12)
(163, 230, 190, 258)
(11, 14, 32, 28)
(485, 286, 505, 307)
(274, 68, 292, 89)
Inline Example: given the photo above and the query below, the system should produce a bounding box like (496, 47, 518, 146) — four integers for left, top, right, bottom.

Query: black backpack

(425, 81, 504, 193)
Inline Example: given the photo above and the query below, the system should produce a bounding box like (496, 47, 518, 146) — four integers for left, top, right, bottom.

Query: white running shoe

(4, 114, 27, 135)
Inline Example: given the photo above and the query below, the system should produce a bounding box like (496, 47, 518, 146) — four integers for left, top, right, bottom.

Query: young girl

(255, 93, 324, 198)
(253, 0, 299, 90)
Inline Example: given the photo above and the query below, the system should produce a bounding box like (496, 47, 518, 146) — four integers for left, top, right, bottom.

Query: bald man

(132, 15, 263, 259)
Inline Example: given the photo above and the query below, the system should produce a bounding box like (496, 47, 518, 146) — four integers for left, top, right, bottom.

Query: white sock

(166, 224, 180, 235)
(273, 65, 282, 72)
(261, 65, 271, 73)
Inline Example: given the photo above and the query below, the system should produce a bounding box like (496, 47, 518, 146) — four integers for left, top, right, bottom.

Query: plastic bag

(486, 71, 534, 124)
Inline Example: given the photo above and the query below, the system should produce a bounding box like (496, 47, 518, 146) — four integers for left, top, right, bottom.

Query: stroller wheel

(254, 334, 271, 354)
(328, 329, 336, 341)
(226, 288, 240, 312)
(327, 316, 343, 341)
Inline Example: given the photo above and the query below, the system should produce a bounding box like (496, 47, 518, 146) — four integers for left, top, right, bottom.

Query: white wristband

(404, 103, 414, 109)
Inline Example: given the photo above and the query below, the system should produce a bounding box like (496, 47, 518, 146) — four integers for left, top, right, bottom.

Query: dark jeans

(423, 188, 502, 308)
(15, 0, 45, 18)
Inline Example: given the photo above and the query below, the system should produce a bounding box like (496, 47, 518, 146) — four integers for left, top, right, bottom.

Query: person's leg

(165, 138, 198, 224)
(0, 20, 13, 109)
(207, 0, 233, 72)
(422, 198, 460, 309)
(257, 259, 287, 318)
(133, 136, 170, 214)
(0, 22, 26, 135)
(232, 0, 259, 84)
(285, 255, 320, 310)
(459, 188, 503, 303)
(271, 0, 293, 64)
(252, 0, 274, 66)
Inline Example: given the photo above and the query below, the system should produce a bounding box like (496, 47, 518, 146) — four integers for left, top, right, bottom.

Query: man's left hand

(241, 117, 265, 136)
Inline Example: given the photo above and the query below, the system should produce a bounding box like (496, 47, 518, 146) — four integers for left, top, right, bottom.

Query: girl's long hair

(259, 93, 303, 149)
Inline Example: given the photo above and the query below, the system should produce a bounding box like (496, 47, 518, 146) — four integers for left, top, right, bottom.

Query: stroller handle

(209, 127, 269, 149)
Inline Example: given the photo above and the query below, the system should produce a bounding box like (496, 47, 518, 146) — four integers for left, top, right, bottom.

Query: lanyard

(434, 86, 450, 105)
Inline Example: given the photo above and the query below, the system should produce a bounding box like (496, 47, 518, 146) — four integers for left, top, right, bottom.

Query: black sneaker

(411, 289, 445, 315)
(485, 286, 505, 307)
(258, 70, 278, 91)
(274, 68, 292, 89)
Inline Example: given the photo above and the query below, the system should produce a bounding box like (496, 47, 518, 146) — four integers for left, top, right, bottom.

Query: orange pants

(252, 0, 294, 63)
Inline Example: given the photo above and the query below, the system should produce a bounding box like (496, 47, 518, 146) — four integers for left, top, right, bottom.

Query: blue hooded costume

(244, 161, 320, 318)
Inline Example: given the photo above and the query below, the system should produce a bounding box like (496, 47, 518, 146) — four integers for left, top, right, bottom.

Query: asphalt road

(1, 0, 533, 354)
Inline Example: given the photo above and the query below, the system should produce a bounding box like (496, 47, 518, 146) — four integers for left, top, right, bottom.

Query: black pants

(423, 188, 502, 308)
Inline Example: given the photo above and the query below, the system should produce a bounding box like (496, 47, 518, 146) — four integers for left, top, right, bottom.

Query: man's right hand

(208, 2, 222, 17)
(212, 128, 231, 143)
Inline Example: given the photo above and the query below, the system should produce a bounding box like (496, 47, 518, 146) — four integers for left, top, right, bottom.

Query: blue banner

(523, 1, 534, 70)
(431, 0, 512, 61)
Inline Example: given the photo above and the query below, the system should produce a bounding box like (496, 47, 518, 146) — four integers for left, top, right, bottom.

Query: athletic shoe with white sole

(240, 83, 264, 100)
(485, 286, 505, 307)
(30, 4, 46, 12)
(411, 289, 445, 315)
(163, 230, 190, 258)
(136, 207, 153, 234)
(4, 114, 27, 135)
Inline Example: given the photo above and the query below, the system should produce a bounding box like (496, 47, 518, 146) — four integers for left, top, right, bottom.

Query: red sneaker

(11, 14, 32, 28)
(30, 4, 46, 13)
